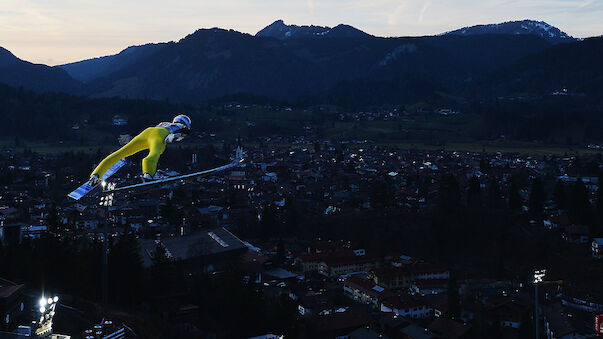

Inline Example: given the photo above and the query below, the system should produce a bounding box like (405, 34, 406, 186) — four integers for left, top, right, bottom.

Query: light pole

(36, 295, 59, 337)
(533, 269, 546, 339)
(99, 182, 116, 306)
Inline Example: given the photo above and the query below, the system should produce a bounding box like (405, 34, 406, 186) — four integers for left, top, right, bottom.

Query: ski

(68, 159, 127, 200)
(106, 157, 244, 193)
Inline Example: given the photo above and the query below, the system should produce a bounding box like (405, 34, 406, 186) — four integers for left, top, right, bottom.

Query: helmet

(173, 114, 191, 130)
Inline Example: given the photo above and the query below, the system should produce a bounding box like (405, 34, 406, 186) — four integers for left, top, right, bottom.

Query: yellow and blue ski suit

(91, 123, 184, 178)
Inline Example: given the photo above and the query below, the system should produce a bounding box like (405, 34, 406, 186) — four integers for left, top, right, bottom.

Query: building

(0, 279, 25, 332)
(411, 279, 448, 296)
(0, 208, 18, 223)
(303, 308, 372, 338)
(562, 225, 590, 244)
(370, 262, 450, 290)
(486, 297, 531, 329)
(112, 115, 128, 126)
(427, 317, 471, 339)
(295, 291, 336, 316)
(343, 276, 390, 309)
(0, 224, 23, 246)
(21, 226, 47, 239)
(370, 267, 412, 289)
(138, 227, 248, 272)
(543, 303, 578, 339)
(298, 249, 381, 278)
(399, 324, 438, 339)
(380, 294, 432, 319)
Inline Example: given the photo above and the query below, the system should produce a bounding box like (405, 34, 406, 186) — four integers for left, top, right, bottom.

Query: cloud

(419, 0, 432, 23)
(388, 0, 410, 25)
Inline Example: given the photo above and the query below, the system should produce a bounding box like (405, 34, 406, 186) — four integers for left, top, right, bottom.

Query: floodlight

(533, 269, 546, 283)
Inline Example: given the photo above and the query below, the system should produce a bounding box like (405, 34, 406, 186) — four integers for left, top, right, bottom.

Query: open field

(1, 138, 599, 156)
(1, 107, 600, 156)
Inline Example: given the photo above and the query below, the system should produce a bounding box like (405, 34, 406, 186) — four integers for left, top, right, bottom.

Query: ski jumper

(91, 123, 182, 178)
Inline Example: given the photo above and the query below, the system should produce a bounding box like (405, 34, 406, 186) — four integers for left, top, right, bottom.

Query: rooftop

(138, 227, 247, 267)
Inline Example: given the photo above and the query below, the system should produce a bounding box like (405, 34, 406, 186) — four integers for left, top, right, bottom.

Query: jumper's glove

(165, 132, 187, 143)
(118, 134, 133, 145)
(88, 174, 100, 186)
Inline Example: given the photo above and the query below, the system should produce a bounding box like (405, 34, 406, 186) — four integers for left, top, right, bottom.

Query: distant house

(228, 171, 248, 191)
(562, 292, 603, 313)
(303, 308, 372, 338)
(296, 291, 336, 316)
(21, 225, 48, 239)
(592, 238, 603, 259)
(343, 276, 390, 309)
(486, 297, 531, 329)
(398, 324, 438, 339)
(0, 207, 18, 221)
(543, 303, 578, 339)
(562, 225, 590, 244)
(263, 268, 298, 282)
(74, 216, 99, 230)
(0, 279, 26, 332)
(318, 251, 381, 278)
(380, 294, 432, 319)
(427, 317, 471, 339)
(379, 313, 410, 338)
(0, 224, 24, 246)
(424, 293, 449, 318)
(112, 115, 128, 126)
(411, 279, 448, 296)
(298, 249, 381, 278)
(370, 262, 449, 290)
(370, 267, 412, 289)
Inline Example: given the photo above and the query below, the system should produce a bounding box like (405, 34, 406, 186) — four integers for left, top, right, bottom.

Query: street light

(534, 269, 546, 339)
(36, 294, 59, 337)
(99, 184, 116, 306)
(534, 269, 546, 283)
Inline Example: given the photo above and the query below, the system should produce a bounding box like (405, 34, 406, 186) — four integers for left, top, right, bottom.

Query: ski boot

(142, 173, 155, 183)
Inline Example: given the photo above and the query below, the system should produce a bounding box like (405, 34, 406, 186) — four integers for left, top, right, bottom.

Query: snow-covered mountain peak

(256, 20, 370, 40)
(445, 20, 575, 44)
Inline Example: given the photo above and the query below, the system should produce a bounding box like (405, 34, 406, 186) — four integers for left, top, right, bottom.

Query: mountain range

(60, 43, 168, 83)
(444, 20, 575, 44)
(255, 19, 372, 40)
(0, 47, 79, 93)
(0, 19, 600, 105)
